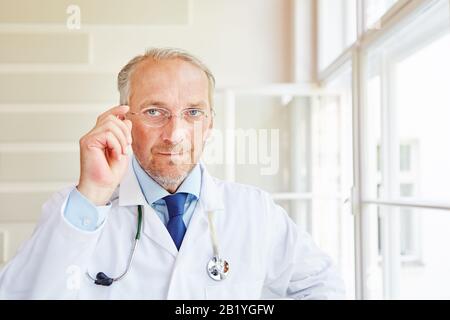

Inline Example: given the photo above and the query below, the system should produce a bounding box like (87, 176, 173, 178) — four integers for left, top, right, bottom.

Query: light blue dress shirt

(64, 155, 201, 232)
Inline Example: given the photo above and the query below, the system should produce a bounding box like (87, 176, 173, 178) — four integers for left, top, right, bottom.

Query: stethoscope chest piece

(207, 255, 230, 281)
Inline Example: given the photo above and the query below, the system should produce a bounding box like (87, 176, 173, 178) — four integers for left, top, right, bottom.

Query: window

(317, 0, 450, 299)
(365, 3, 450, 203)
(362, 0, 450, 299)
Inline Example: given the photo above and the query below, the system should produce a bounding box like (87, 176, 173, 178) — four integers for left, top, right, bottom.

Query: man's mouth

(158, 151, 185, 156)
(155, 148, 191, 156)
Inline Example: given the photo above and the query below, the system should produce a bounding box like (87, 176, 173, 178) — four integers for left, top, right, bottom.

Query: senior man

(0, 48, 345, 299)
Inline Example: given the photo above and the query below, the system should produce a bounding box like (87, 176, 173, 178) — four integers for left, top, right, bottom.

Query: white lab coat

(0, 162, 345, 299)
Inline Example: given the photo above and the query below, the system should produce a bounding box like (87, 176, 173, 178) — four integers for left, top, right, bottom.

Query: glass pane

(364, 0, 450, 203)
(365, 0, 398, 29)
(364, 69, 382, 199)
(395, 34, 450, 203)
(316, 69, 355, 299)
(311, 96, 341, 197)
(232, 95, 292, 193)
(319, 0, 357, 70)
(366, 204, 450, 299)
(323, 66, 354, 198)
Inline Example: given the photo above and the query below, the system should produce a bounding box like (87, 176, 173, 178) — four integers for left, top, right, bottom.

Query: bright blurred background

(0, 0, 449, 300)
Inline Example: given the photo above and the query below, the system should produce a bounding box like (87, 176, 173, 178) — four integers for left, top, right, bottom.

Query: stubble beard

(146, 167, 189, 192)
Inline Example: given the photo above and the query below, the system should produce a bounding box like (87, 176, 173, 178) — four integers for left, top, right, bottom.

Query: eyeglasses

(128, 107, 213, 128)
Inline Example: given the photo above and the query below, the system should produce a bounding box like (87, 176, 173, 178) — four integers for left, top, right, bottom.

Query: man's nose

(161, 115, 187, 144)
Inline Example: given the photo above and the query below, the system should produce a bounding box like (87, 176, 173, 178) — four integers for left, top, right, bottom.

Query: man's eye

(186, 109, 203, 117)
(145, 109, 162, 117)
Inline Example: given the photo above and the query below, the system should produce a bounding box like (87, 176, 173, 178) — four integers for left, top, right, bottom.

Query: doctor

(0, 48, 345, 299)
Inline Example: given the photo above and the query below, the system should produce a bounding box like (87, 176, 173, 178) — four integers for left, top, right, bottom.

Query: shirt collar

(132, 155, 201, 205)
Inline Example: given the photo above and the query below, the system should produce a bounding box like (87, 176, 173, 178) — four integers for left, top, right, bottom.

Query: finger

(106, 115, 132, 144)
(105, 122, 129, 155)
(92, 121, 129, 155)
(104, 131, 123, 161)
(97, 105, 129, 124)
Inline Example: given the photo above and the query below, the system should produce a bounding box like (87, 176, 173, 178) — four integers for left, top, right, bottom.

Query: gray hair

(117, 47, 215, 107)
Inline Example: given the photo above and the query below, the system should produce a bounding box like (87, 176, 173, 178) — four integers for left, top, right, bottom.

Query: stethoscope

(86, 205, 230, 286)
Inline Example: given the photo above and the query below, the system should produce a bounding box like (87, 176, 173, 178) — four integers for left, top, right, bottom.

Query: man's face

(128, 58, 212, 187)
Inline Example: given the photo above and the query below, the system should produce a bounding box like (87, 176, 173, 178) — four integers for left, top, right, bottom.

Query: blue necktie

(163, 193, 188, 250)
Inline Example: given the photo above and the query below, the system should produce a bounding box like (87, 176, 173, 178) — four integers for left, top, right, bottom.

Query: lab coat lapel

(119, 160, 178, 257)
(142, 204, 179, 257)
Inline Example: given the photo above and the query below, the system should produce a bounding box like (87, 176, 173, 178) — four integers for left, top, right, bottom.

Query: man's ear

(208, 117, 213, 131)
(209, 111, 216, 135)
(208, 107, 215, 130)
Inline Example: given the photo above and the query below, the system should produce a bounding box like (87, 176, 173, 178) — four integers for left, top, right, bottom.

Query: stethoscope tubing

(86, 204, 229, 286)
